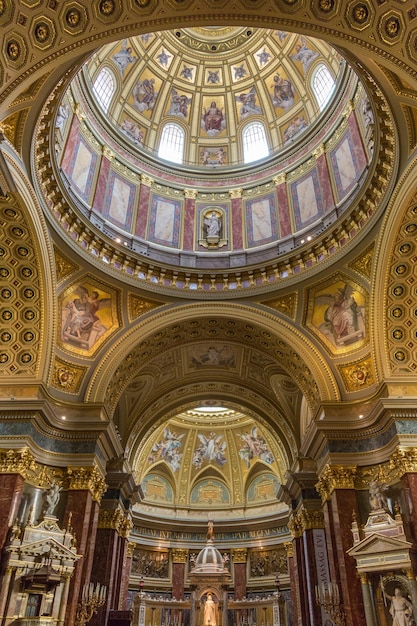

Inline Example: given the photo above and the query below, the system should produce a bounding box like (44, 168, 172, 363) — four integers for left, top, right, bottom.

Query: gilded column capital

(74, 103, 86, 121)
(98, 509, 133, 537)
(284, 542, 294, 558)
(390, 448, 417, 475)
(172, 548, 188, 563)
(127, 542, 136, 558)
(287, 513, 303, 538)
(229, 188, 243, 199)
(272, 173, 286, 185)
(231, 548, 247, 563)
(184, 188, 198, 199)
(312, 143, 326, 159)
(140, 173, 154, 187)
(0, 447, 37, 478)
(102, 145, 114, 161)
(66, 466, 107, 503)
(359, 572, 368, 584)
(316, 465, 357, 502)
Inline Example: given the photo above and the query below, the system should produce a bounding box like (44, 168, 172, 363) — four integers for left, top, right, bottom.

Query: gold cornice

(316, 465, 357, 502)
(172, 549, 188, 563)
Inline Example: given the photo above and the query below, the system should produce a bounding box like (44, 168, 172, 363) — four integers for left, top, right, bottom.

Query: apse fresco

(148, 427, 185, 472)
(59, 280, 118, 355)
(190, 479, 230, 504)
(189, 344, 236, 367)
(142, 474, 174, 503)
(238, 427, 274, 468)
(247, 474, 280, 503)
(308, 279, 367, 352)
(192, 431, 227, 469)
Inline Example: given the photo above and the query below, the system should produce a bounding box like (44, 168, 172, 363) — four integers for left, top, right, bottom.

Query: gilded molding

(229, 188, 243, 199)
(231, 548, 247, 563)
(172, 549, 188, 563)
(316, 465, 357, 502)
(67, 466, 107, 503)
(184, 188, 198, 199)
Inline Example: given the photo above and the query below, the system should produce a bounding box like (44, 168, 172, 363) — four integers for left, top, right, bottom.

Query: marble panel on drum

(245, 193, 278, 247)
(102, 170, 136, 231)
(148, 193, 182, 248)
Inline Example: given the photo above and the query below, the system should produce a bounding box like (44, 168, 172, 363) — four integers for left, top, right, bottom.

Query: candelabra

(75, 582, 107, 626)
(315, 581, 345, 626)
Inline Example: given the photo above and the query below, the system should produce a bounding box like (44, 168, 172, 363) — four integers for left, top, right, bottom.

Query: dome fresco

(134, 406, 286, 521)
(84, 28, 342, 166)
(52, 26, 375, 274)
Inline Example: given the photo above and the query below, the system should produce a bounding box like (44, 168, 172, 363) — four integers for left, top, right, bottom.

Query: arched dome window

(242, 121, 269, 164)
(158, 122, 185, 164)
(312, 63, 335, 111)
(92, 67, 115, 113)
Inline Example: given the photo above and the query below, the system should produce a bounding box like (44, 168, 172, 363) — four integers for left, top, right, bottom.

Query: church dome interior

(1, 2, 417, 626)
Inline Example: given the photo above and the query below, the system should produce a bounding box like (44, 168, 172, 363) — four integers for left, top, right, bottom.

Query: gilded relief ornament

(54, 247, 79, 282)
(127, 293, 161, 322)
(52, 358, 85, 393)
(349, 244, 374, 279)
(261, 293, 297, 319)
(340, 356, 374, 392)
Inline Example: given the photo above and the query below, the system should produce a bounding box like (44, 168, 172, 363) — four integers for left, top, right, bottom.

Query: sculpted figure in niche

(204, 211, 221, 238)
(204, 593, 217, 626)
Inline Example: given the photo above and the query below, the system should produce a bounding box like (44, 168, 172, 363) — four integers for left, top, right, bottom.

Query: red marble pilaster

(89, 527, 121, 626)
(172, 562, 186, 599)
(401, 473, 417, 547)
(233, 562, 247, 600)
(119, 541, 133, 610)
(92, 156, 111, 215)
(286, 547, 299, 626)
(292, 536, 308, 626)
(60, 115, 80, 174)
(325, 489, 365, 626)
(230, 195, 243, 250)
(183, 197, 196, 251)
(300, 530, 324, 625)
(0, 474, 24, 552)
(64, 490, 99, 626)
(135, 183, 151, 238)
(348, 111, 367, 172)
(315, 151, 335, 213)
(275, 179, 292, 238)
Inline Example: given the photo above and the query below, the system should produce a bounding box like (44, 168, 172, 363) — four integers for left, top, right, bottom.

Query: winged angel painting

(192, 431, 227, 469)
(61, 283, 115, 352)
(313, 281, 366, 349)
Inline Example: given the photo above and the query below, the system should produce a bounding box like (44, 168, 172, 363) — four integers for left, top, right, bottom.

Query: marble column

(359, 573, 377, 626)
(317, 466, 365, 626)
(0, 473, 25, 552)
(63, 466, 106, 626)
